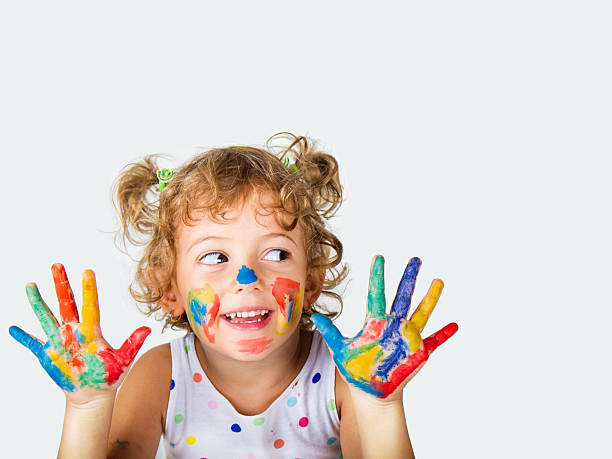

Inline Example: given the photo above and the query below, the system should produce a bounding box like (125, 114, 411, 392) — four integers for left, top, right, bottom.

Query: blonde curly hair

(113, 132, 347, 332)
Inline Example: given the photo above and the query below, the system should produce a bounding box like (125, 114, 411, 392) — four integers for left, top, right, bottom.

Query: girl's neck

(194, 328, 313, 395)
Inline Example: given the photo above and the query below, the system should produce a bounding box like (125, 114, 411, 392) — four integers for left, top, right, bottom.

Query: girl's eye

(199, 252, 229, 265)
(264, 249, 290, 262)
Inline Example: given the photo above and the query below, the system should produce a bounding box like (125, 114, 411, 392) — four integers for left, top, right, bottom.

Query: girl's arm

(336, 369, 414, 459)
(106, 344, 171, 458)
(8, 265, 150, 459)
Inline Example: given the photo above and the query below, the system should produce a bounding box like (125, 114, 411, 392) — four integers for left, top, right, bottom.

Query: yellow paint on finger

(81, 270, 100, 340)
(411, 279, 444, 332)
(345, 346, 381, 381)
(402, 321, 422, 353)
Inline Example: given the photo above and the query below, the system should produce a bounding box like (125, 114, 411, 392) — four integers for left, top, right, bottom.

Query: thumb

(423, 322, 458, 356)
(311, 314, 345, 354)
(116, 326, 152, 365)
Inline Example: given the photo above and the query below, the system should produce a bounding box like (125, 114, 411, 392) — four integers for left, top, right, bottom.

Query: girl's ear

(146, 268, 184, 316)
(305, 264, 326, 306)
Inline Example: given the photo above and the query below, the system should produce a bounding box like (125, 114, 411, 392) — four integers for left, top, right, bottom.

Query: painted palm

(311, 256, 458, 399)
(9, 264, 150, 395)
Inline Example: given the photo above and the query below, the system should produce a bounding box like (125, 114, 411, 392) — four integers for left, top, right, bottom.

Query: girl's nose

(233, 265, 262, 292)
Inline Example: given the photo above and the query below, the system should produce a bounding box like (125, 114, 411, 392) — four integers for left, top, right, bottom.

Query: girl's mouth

(221, 310, 273, 330)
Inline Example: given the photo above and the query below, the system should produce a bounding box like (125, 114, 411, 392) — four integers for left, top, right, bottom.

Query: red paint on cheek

(271, 278, 300, 319)
(202, 295, 221, 343)
(236, 337, 273, 354)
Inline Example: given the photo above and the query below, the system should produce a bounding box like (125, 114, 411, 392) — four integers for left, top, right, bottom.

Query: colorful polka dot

(174, 414, 184, 424)
(327, 437, 337, 445)
(253, 417, 265, 426)
(287, 396, 297, 407)
(273, 439, 285, 449)
(208, 400, 218, 409)
(247, 454, 256, 459)
(170, 442, 175, 448)
(328, 399, 336, 411)
(186, 436, 196, 445)
(193, 372, 202, 382)
(312, 372, 321, 383)
(298, 416, 309, 427)
(185, 345, 189, 354)
(170, 379, 175, 390)
(231, 423, 242, 432)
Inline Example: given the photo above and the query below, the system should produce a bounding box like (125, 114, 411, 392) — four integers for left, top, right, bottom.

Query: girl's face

(171, 193, 315, 360)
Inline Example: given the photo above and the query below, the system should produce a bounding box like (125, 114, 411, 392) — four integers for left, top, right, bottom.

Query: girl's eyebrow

(187, 235, 227, 252)
(187, 233, 296, 252)
(263, 232, 297, 248)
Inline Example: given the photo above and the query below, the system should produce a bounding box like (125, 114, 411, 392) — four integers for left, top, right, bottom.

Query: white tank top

(163, 330, 342, 458)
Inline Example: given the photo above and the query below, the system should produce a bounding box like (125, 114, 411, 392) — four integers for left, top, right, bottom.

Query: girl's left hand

(311, 256, 458, 402)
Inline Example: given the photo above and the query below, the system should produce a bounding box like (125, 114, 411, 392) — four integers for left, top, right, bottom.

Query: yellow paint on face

(275, 287, 304, 336)
(402, 321, 422, 353)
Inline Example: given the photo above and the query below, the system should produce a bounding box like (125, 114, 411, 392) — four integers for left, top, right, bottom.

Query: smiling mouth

(222, 310, 271, 324)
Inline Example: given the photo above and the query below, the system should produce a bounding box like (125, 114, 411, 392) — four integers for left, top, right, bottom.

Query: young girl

(9, 132, 458, 458)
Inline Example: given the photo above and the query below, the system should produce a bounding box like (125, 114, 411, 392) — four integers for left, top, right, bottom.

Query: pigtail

(112, 155, 163, 248)
(266, 132, 348, 329)
(266, 132, 343, 218)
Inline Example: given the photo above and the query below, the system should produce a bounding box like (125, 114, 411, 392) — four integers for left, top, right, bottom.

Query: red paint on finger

(115, 327, 151, 365)
(424, 322, 458, 355)
(52, 264, 79, 323)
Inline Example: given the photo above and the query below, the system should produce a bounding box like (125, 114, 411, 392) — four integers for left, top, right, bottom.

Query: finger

(311, 313, 345, 354)
(25, 283, 63, 350)
(52, 264, 79, 324)
(389, 257, 421, 318)
(423, 322, 458, 356)
(81, 269, 100, 340)
(410, 278, 444, 332)
(367, 255, 386, 319)
(9, 326, 76, 391)
(115, 326, 152, 366)
(9, 325, 45, 357)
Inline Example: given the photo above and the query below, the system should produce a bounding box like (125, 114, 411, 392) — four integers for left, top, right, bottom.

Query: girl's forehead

(175, 196, 303, 247)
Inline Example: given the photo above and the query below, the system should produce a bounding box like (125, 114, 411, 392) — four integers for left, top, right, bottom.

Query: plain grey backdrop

(1, 1, 610, 458)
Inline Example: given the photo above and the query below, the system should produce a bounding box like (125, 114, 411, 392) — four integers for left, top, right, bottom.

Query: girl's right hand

(9, 264, 151, 405)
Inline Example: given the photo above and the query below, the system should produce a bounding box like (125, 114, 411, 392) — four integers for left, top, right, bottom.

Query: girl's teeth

(224, 310, 269, 322)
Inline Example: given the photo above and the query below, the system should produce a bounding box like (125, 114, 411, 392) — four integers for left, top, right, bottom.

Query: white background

(1, 1, 610, 458)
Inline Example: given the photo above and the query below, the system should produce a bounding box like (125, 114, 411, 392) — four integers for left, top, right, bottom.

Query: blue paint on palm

(190, 298, 208, 326)
(237, 265, 257, 284)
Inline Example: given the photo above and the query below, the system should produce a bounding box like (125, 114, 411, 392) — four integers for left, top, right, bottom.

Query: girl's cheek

(271, 277, 304, 336)
(186, 284, 221, 344)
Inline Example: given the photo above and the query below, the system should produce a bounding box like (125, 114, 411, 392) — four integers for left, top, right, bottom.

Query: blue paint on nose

(237, 265, 258, 284)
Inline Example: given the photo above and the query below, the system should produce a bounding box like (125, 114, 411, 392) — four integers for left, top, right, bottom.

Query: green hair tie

(282, 156, 298, 173)
(157, 168, 174, 191)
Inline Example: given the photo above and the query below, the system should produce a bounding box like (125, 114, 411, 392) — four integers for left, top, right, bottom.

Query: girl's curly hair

(112, 132, 347, 332)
